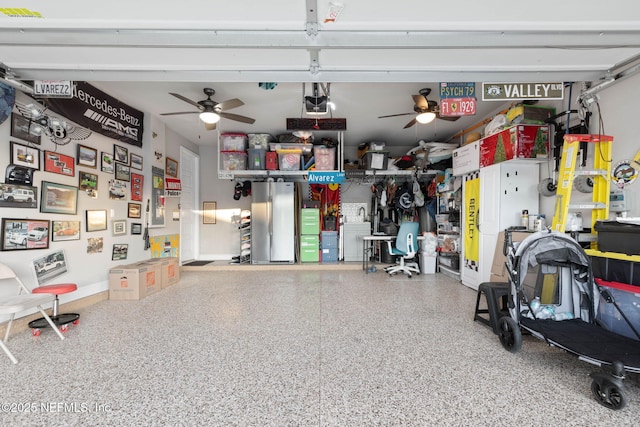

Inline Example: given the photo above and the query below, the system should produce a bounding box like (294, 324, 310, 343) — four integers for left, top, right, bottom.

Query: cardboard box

(489, 231, 533, 283)
(109, 262, 162, 300)
(146, 257, 180, 288)
(480, 125, 549, 168)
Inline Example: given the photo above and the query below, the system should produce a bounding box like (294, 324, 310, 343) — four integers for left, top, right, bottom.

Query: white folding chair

(0, 263, 65, 364)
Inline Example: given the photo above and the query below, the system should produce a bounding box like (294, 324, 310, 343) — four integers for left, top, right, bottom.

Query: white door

(179, 147, 199, 264)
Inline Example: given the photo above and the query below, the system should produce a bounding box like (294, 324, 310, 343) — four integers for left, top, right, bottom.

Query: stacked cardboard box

(108, 262, 162, 300)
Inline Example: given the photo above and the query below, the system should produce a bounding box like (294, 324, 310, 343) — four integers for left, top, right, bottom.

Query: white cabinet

(342, 222, 371, 262)
(460, 161, 540, 290)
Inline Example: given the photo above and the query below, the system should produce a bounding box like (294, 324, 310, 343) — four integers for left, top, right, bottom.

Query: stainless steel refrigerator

(251, 181, 295, 264)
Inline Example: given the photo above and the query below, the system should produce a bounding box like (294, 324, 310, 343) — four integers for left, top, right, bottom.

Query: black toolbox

(594, 220, 640, 255)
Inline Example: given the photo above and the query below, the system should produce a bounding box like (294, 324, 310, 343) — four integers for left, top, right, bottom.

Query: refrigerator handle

(268, 196, 272, 237)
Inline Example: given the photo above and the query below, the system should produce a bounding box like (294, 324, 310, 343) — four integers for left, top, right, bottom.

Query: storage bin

(594, 221, 640, 255)
(277, 149, 302, 171)
(313, 146, 336, 170)
(246, 148, 266, 170)
(221, 132, 248, 151)
(247, 133, 274, 149)
(221, 150, 247, 170)
(361, 151, 389, 170)
(269, 143, 313, 155)
(265, 151, 278, 170)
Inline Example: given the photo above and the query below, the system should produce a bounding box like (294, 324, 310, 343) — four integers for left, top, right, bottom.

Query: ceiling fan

(378, 88, 460, 129)
(161, 88, 255, 130)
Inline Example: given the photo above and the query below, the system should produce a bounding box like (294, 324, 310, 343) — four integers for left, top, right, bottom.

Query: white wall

(0, 92, 198, 321)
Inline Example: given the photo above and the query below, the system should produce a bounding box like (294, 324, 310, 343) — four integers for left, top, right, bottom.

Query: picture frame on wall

(86, 210, 108, 232)
(40, 181, 78, 215)
(77, 144, 97, 168)
(0, 183, 37, 209)
(44, 151, 75, 177)
(10, 141, 40, 170)
(112, 243, 128, 261)
(115, 162, 131, 181)
(203, 201, 216, 224)
(114, 144, 129, 164)
(128, 202, 142, 219)
(131, 222, 142, 235)
(130, 173, 143, 202)
(10, 113, 41, 145)
(78, 171, 98, 197)
(101, 152, 114, 174)
(130, 153, 143, 171)
(51, 220, 81, 242)
(1, 218, 50, 251)
(33, 249, 68, 285)
(112, 219, 127, 236)
(165, 157, 179, 177)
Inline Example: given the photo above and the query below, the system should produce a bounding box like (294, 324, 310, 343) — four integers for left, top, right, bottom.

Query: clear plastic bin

(277, 149, 302, 171)
(313, 146, 336, 170)
(221, 133, 248, 151)
(247, 148, 266, 170)
(247, 133, 273, 149)
(221, 151, 247, 170)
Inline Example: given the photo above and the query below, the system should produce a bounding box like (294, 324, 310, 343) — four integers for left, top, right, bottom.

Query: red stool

(29, 283, 80, 335)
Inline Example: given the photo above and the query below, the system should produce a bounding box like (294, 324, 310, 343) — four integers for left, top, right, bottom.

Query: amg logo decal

(84, 108, 139, 141)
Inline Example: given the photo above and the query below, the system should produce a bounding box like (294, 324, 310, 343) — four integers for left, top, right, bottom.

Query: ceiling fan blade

(412, 94, 429, 109)
(217, 98, 244, 111)
(219, 112, 256, 124)
(169, 93, 202, 110)
(403, 118, 417, 129)
(160, 111, 199, 116)
(204, 122, 217, 131)
(378, 112, 413, 119)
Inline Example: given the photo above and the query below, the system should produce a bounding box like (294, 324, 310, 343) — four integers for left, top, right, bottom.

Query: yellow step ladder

(551, 134, 613, 249)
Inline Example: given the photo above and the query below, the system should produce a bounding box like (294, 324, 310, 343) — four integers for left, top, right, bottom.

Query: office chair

(0, 263, 65, 364)
(384, 221, 421, 277)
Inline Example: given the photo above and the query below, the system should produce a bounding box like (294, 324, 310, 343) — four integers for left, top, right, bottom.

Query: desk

(362, 234, 394, 272)
(362, 234, 426, 272)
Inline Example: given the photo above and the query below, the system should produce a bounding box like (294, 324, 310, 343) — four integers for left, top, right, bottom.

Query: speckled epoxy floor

(1, 269, 639, 426)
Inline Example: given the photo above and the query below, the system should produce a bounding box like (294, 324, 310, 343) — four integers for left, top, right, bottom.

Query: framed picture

(86, 210, 107, 232)
(203, 201, 216, 224)
(115, 162, 131, 182)
(130, 153, 143, 171)
(5, 165, 34, 186)
(130, 173, 143, 202)
(112, 243, 128, 261)
(77, 144, 97, 168)
(0, 183, 37, 209)
(128, 202, 142, 219)
(51, 220, 80, 242)
(44, 151, 75, 177)
(40, 181, 78, 215)
(78, 170, 98, 196)
(33, 249, 68, 285)
(101, 152, 114, 174)
(114, 144, 129, 164)
(87, 237, 103, 254)
(112, 219, 127, 236)
(165, 157, 179, 177)
(131, 222, 142, 235)
(10, 141, 40, 170)
(1, 218, 50, 251)
(11, 113, 41, 145)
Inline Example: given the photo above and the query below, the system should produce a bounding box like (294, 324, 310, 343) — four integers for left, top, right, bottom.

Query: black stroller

(497, 229, 640, 410)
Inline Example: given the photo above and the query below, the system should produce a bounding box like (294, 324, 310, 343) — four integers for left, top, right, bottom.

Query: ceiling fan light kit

(199, 111, 220, 124)
(416, 111, 436, 124)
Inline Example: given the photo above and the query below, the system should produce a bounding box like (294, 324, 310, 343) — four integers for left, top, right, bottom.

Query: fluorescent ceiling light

(416, 112, 436, 124)
(199, 111, 220, 124)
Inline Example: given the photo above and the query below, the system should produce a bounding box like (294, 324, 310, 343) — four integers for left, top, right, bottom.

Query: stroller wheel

(497, 316, 522, 353)
(591, 379, 627, 410)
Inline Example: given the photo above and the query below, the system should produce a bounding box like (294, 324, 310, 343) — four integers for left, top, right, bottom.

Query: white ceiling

(1, 0, 639, 148)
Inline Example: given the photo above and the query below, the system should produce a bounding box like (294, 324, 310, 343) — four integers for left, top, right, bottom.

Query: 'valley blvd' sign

(482, 82, 564, 101)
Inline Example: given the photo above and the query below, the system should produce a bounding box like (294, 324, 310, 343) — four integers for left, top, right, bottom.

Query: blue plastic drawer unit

(321, 231, 338, 263)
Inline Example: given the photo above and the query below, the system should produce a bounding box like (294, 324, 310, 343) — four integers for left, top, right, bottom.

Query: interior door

(179, 147, 199, 264)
